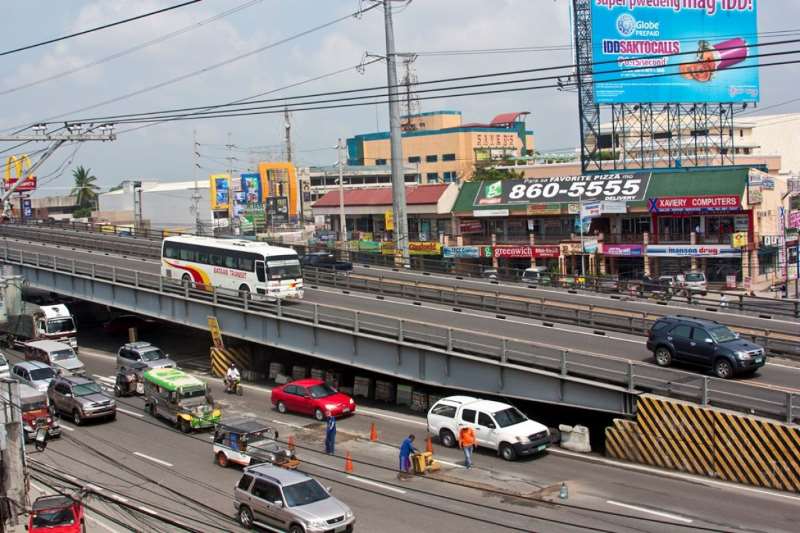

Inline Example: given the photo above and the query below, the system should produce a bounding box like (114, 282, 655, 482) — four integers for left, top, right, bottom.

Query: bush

(72, 207, 92, 219)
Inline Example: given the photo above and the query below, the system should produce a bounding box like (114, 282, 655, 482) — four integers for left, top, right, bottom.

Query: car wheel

(714, 358, 734, 379)
(147, 403, 156, 417)
(500, 443, 516, 461)
(109, 412, 117, 422)
(237, 505, 254, 529)
(314, 408, 325, 422)
(277, 401, 287, 414)
(288, 524, 305, 533)
(439, 429, 456, 448)
(216, 452, 229, 468)
(654, 347, 673, 367)
(72, 410, 82, 426)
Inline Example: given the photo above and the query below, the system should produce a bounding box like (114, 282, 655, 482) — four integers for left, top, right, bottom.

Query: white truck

(0, 303, 78, 351)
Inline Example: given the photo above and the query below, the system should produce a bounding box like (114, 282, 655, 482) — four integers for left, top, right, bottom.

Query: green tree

(469, 165, 523, 181)
(70, 166, 99, 208)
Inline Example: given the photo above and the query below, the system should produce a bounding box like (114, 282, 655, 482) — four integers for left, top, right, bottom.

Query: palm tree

(70, 166, 99, 208)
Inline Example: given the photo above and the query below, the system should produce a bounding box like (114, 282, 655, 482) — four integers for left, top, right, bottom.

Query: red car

(29, 495, 84, 533)
(271, 379, 356, 421)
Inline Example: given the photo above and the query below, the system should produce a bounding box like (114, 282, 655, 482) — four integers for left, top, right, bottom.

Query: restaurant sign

(491, 245, 560, 259)
(648, 195, 741, 213)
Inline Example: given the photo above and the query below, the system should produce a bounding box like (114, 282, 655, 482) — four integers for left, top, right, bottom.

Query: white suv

(427, 396, 550, 461)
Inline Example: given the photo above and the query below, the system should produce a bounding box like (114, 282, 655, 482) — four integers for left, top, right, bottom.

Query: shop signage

(645, 245, 741, 258)
(459, 220, 483, 234)
(581, 201, 602, 218)
(381, 241, 442, 256)
(747, 169, 764, 205)
(648, 195, 741, 213)
(384, 210, 394, 231)
(762, 177, 775, 190)
(734, 215, 749, 232)
(726, 275, 738, 289)
(472, 209, 509, 218)
(601, 244, 643, 257)
(22, 198, 32, 219)
(473, 173, 651, 207)
(559, 242, 584, 255)
(731, 232, 748, 249)
(443, 246, 481, 258)
(601, 201, 628, 214)
(492, 245, 560, 259)
(583, 238, 599, 254)
(789, 211, 800, 230)
(568, 203, 580, 215)
(526, 203, 561, 215)
(4, 154, 37, 193)
(357, 240, 381, 252)
(761, 235, 784, 248)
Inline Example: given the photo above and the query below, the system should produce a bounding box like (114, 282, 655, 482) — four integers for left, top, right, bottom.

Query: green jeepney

(143, 368, 221, 432)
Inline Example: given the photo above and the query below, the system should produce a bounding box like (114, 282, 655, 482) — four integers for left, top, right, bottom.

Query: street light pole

(337, 138, 347, 242)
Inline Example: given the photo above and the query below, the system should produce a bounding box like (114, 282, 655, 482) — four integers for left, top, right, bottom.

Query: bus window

(256, 261, 266, 282)
(179, 246, 195, 262)
(240, 256, 255, 272)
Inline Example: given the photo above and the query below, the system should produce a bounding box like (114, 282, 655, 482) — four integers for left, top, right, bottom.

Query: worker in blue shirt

(324, 411, 336, 455)
(398, 434, 417, 477)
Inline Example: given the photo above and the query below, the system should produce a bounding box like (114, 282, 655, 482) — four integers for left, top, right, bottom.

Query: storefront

(600, 244, 644, 278)
(646, 244, 743, 282)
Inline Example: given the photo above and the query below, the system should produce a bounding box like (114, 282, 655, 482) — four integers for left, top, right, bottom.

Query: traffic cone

(287, 435, 295, 451)
(425, 436, 433, 454)
(345, 451, 353, 473)
(369, 423, 378, 442)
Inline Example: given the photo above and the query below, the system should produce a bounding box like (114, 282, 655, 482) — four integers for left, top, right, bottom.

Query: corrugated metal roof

(313, 184, 449, 208)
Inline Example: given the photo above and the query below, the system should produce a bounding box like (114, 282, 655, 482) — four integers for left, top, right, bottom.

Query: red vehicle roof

(312, 184, 449, 208)
(287, 378, 325, 386)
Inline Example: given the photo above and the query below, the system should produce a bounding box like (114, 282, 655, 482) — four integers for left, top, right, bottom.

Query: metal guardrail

(1, 245, 796, 424)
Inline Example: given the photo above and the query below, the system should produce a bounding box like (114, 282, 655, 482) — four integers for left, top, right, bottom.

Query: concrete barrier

(559, 424, 592, 453)
(606, 394, 800, 493)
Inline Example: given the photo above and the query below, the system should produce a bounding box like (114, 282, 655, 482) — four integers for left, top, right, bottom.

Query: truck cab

(38, 304, 78, 349)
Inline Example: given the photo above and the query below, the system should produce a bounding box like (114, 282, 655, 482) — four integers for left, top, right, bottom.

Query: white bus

(161, 235, 303, 300)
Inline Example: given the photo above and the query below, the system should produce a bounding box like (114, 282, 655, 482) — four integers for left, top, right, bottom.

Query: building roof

(490, 111, 530, 126)
(313, 184, 450, 208)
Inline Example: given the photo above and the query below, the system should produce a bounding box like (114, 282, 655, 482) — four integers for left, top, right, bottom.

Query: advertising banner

(526, 203, 562, 215)
(384, 210, 394, 231)
(357, 240, 381, 252)
(241, 173, 262, 205)
(601, 244, 643, 256)
(382, 242, 442, 256)
(492, 245, 561, 259)
(734, 215, 749, 231)
(646, 244, 741, 257)
(747, 168, 764, 205)
(648, 195, 741, 213)
(22, 198, 32, 219)
(210, 174, 231, 210)
(591, 0, 760, 104)
(443, 246, 482, 259)
(460, 220, 483, 234)
(473, 173, 651, 207)
(789, 211, 800, 229)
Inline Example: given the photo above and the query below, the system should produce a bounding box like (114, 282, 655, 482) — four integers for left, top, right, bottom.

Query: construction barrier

(210, 346, 252, 378)
(606, 394, 800, 493)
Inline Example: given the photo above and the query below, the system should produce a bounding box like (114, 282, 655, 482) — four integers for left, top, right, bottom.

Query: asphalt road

(9, 343, 800, 533)
(7, 238, 800, 394)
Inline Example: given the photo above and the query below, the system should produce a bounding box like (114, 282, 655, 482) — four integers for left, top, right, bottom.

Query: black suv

(301, 252, 353, 271)
(646, 316, 766, 379)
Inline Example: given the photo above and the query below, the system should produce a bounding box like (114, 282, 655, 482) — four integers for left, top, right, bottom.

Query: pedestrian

(459, 425, 476, 469)
(324, 411, 336, 455)
(398, 434, 417, 478)
(719, 292, 729, 308)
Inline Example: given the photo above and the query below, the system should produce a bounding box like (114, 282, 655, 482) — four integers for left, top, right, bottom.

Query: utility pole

(382, 0, 410, 266)
(191, 129, 201, 235)
(284, 107, 292, 163)
(337, 138, 347, 242)
(226, 132, 234, 235)
(400, 54, 419, 130)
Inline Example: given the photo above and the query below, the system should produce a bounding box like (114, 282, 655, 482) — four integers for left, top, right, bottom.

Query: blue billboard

(591, 0, 759, 103)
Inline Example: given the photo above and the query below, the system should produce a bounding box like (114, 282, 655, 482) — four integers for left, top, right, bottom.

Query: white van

(24, 340, 85, 377)
(427, 396, 550, 461)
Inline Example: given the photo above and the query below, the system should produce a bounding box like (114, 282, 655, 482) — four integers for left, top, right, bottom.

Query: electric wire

(0, 1, 202, 58)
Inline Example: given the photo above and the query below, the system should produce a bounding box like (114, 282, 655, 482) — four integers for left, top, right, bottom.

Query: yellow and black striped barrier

(606, 395, 800, 493)
(210, 346, 252, 378)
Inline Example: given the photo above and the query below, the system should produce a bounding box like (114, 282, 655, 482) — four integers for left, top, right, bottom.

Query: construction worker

(458, 425, 476, 469)
(324, 411, 336, 455)
(398, 434, 417, 478)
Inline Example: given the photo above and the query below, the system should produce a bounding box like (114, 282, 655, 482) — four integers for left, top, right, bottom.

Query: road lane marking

(58, 423, 75, 432)
(269, 418, 306, 430)
(117, 407, 144, 418)
(356, 407, 426, 426)
(435, 459, 466, 469)
(133, 452, 173, 467)
(346, 475, 407, 494)
(139, 506, 159, 515)
(94, 374, 116, 384)
(606, 500, 693, 523)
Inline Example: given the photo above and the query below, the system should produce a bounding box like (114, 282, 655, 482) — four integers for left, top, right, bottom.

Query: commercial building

(346, 110, 534, 183)
(305, 164, 418, 204)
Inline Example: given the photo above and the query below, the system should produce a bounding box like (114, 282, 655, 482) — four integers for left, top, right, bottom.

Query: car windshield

(685, 273, 705, 282)
(309, 383, 337, 399)
(282, 479, 329, 508)
(73, 383, 102, 397)
(267, 259, 302, 280)
(29, 368, 55, 381)
(709, 325, 737, 343)
(22, 400, 47, 411)
(179, 387, 207, 399)
(493, 407, 528, 428)
(46, 318, 75, 334)
(52, 349, 76, 361)
(32, 508, 75, 527)
(140, 349, 165, 362)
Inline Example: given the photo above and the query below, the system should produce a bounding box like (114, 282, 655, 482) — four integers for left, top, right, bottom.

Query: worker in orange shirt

(458, 425, 476, 469)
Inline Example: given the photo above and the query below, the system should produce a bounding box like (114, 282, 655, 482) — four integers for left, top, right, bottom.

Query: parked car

(233, 463, 355, 532)
(676, 271, 708, 296)
(28, 495, 84, 533)
(480, 268, 499, 280)
(0, 351, 9, 379)
(646, 316, 766, 379)
(301, 252, 353, 272)
(116, 341, 176, 371)
(48, 375, 116, 425)
(520, 266, 550, 284)
(271, 379, 355, 421)
(427, 396, 550, 461)
(11, 361, 56, 393)
(24, 340, 85, 376)
(103, 314, 158, 336)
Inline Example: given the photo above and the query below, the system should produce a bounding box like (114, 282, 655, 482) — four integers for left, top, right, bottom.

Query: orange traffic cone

(369, 423, 378, 442)
(345, 451, 353, 473)
(287, 435, 295, 451)
(425, 436, 433, 454)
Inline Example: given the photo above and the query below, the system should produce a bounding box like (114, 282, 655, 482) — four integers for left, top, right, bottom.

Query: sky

(1, 0, 799, 196)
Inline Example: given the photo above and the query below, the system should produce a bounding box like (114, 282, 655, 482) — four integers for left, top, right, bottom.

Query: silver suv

(233, 464, 355, 533)
(116, 341, 176, 372)
(47, 375, 116, 425)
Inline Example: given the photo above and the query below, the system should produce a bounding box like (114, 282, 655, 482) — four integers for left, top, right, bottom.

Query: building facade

(346, 111, 534, 183)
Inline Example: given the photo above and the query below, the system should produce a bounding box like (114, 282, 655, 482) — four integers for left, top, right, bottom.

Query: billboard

(4, 154, 37, 193)
(210, 174, 231, 210)
(591, 0, 760, 103)
(241, 173, 262, 205)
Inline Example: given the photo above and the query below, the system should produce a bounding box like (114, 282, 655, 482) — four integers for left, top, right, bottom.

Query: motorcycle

(224, 376, 243, 396)
(114, 363, 147, 397)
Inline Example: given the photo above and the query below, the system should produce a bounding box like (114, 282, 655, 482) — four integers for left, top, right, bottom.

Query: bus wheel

(182, 273, 191, 285)
(239, 284, 250, 295)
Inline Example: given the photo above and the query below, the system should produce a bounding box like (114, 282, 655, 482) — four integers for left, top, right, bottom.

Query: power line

(0, 0, 202, 58)
(0, 0, 265, 97)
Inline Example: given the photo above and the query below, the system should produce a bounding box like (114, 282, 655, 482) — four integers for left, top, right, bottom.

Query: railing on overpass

(1, 245, 796, 425)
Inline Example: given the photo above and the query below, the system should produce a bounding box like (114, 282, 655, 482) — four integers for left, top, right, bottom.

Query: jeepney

(213, 418, 299, 469)
(142, 368, 220, 432)
(19, 383, 61, 442)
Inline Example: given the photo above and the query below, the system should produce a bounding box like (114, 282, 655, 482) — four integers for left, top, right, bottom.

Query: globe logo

(616, 13, 636, 37)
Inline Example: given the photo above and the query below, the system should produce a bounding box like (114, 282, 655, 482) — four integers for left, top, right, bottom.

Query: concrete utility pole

(284, 107, 293, 163)
(1, 379, 28, 529)
(191, 129, 201, 235)
(382, 0, 410, 266)
(336, 138, 347, 242)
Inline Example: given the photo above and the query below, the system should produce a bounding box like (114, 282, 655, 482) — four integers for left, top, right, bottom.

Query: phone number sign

(473, 172, 651, 207)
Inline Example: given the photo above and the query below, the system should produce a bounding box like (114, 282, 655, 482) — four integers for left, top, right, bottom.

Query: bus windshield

(267, 259, 301, 280)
